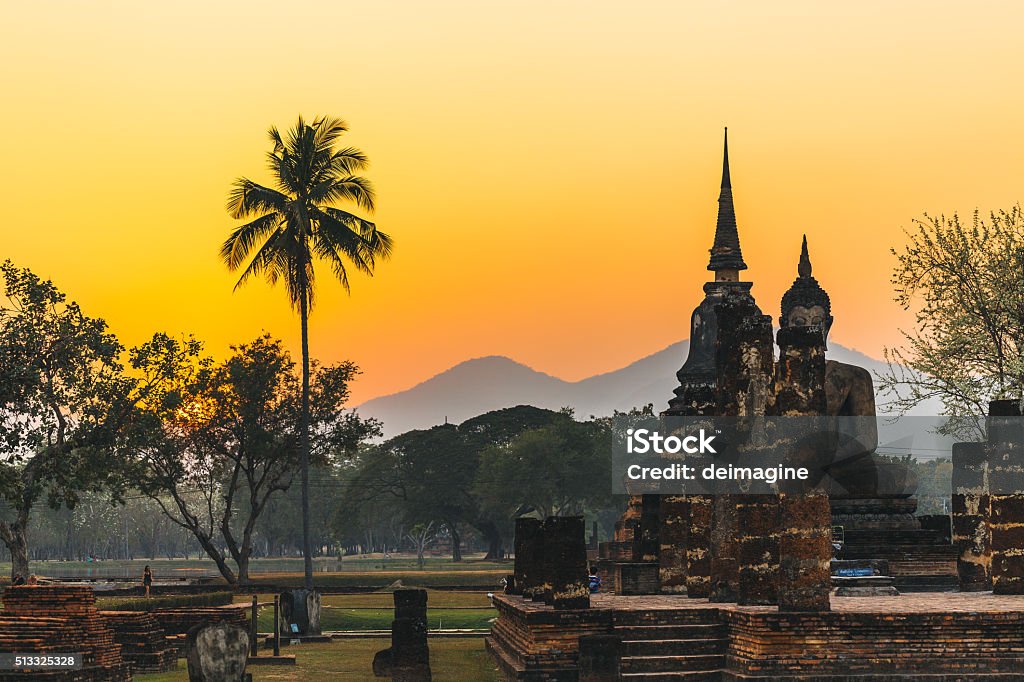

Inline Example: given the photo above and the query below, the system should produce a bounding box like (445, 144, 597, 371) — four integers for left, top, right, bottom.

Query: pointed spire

(781, 234, 832, 326)
(798, 234, 812, 278)
(721, 127, 731, 189)
(707, 127, 747, 274)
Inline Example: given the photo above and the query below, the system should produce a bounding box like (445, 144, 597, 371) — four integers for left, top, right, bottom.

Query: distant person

(143, 565, 153, 597)
(11, 573, 25, 586)
(588, 573, 602, 593)
(26, 575, 38, 586)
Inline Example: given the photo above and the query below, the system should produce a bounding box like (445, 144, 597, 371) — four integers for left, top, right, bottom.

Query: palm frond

(226, 180, 289, 219)
(312, 117, 349, 149)
(219, 213, 281, 270)
(330, 147, 369, 174)
(326, 177, 376, 211)
(312, 208, 377, 275)
(323, 207, 393, 261)
(233, 228, 286, 290)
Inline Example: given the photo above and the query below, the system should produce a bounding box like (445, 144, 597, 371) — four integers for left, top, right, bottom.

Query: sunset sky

(2, 2, 1023, 405)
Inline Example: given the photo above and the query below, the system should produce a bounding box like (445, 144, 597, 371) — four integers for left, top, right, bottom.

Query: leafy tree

(132, 334, 378, 584)
(221, 115, 393, 588)
(0, 262, 142, 577)
(475, 415, 613, 520)
(459, 406, 574, 557)
(879, 206, 1024, 437)
(406, 522, 435, 570)
(338, 405, 566, 561)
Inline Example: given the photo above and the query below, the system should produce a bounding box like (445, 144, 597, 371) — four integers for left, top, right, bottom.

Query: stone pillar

(543, 516, 590, 609)
(708, 495, 739, 602)
(531, 520, 555, 602)
(778, 493, 832, 611)
(278, 588, 321, 636)
(373, 589, 431, 680)
(685, 494, 713, 598)
(710, 288, 775, 604)
(659, 495, 689, 593)
(774, 325, 831, 612)
(578, 634, 621, 682)
(988, 399, 1024, 595)
(636, 495, 661, 563)
(952, 441, 991, 591)
(512, 517, 542, 596)
(613, 496, 642, 543)
(186, 622, 249, 682)
(664, 370, 717, 600)
(736, 494, 779, 605)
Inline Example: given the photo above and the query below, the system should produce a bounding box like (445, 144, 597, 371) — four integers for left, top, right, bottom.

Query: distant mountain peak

(357, 340, 922, 438)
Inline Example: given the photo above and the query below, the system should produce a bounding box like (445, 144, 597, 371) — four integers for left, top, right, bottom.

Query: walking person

(143, 565, 153, 598)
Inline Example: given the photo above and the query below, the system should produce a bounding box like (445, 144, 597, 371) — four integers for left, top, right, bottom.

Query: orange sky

(2, 2, 1023, 405)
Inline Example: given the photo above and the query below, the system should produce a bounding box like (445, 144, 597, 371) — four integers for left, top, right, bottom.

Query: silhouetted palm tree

(221, 116, 392, 588)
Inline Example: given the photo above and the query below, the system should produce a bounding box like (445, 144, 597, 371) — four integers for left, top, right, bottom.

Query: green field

(235, 591, 496, 632)
(246, 570, 506, 590)
(3, 555, 510, 586)
(136, 637, 500, 681)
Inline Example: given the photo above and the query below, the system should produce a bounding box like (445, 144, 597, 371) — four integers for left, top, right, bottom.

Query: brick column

(709, 495, 740, 602)
(512, 517, 542, 597)
(710, 289, 775, 604)
(778, 493, 832, 611)
(636, 495, 661, 564)
(774, 325, 831, 612)
(988, 400, 1024, 595)
(737, 494, 780, 605)
(952, 441, 991, 591)
(685, 494, 713, 598)
(543, 516, 590, 609)
(659, 495, 689, 593)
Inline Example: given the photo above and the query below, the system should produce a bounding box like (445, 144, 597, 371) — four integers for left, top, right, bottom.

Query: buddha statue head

(780, 236, 833, 346)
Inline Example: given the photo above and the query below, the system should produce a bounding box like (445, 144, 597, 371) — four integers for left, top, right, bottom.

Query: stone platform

(488, 592, 1024, 681)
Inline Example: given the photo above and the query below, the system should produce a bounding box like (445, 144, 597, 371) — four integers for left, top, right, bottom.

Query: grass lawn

(235, 591, 497, 632)
(2, 554, 511, 582)
(246, 570, 506, 590)
(136, 637, 500, 681)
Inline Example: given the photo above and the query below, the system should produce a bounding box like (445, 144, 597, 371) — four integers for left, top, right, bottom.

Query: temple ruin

(488, 130, 1024, 680)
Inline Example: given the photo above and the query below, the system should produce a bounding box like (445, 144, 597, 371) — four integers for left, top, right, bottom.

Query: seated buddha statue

(779, 237, 917, 499)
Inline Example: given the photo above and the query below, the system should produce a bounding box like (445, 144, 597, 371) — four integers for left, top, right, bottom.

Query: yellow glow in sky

(2, 1, 1023, 404)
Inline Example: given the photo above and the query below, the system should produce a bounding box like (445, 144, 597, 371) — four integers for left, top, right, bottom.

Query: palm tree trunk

(300, 287, 314, 590)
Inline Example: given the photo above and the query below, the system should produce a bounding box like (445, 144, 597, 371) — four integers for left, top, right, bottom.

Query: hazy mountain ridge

(358, 340, 938, 438)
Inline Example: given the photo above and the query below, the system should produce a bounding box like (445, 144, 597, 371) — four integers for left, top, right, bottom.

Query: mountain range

(357, 340, 940, 439)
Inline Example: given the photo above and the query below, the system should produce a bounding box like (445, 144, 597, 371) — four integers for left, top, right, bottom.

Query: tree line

(0, 261, 625, 581)
(338, 404, 630, 562)
(0, 261, 377, 583)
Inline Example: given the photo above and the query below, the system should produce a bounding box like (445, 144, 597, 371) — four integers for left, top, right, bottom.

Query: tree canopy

(131, 333, 379, 583)
(0, 262, 140, 576)
(879, 206, 1024, 436)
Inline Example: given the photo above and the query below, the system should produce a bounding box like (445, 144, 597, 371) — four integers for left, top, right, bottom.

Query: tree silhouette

(221, 116, 392, 588)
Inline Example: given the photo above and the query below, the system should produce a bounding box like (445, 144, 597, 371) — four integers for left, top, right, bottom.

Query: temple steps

(893, 575, 960, 592)
(624, 638, 728, 657)
(615, 624, 728, 641)
(841, 529, 948, 544)
(615, 608, 728, 679)
(622, 654, 727, 674)
(842, 545, 959, 555)
(889, 560, 958, 575)
(614, 609, 722, 626)
(622, 673, 721, 681)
